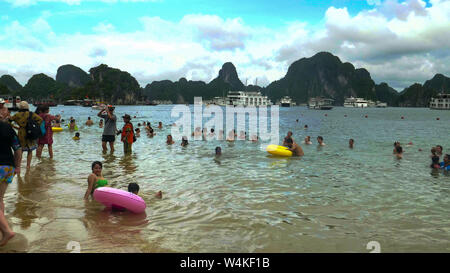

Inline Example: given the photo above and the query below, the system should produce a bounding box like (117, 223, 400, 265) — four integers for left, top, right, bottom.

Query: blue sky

(0, 0, 447, 90)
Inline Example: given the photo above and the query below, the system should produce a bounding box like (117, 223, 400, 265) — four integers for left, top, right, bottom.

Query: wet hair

(396, 146, 403, 154)
(211, 128, 215, 133)
(215, 147, 222, 154)
(436, 145, 443, 151)
(288, 131, 293, 136)
(91, 161, 102, 170)
(181, 136, 189, 145)
(75, 132, 80, 137)
(394, 141, 400, 147)
(317, 136, 323, 141)
(135, 128, 140, 132)
(128, 183, 140, 194)
(88, 117, 91, 120)
(349, 138, 354, 143)
(137, 123, 141, 126)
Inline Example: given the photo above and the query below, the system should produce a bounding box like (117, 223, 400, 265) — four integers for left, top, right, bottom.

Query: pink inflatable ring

(94, 187, 146, 214)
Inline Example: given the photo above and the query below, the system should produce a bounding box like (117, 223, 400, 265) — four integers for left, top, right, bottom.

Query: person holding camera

(97, 105, 117, 153)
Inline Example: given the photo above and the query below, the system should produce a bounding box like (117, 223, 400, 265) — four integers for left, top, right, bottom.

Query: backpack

(25, 111, 43, 140)
(40, 119, 46, 136)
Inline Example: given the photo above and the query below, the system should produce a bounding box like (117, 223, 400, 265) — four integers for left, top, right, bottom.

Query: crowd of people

(0, 100, 449, 247)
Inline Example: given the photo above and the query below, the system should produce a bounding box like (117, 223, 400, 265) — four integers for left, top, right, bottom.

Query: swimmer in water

(302, 136, 312, 145)
(304, 125, 308, 129)
(215, 146, 222, 156)
(99, 119, 104, 128)
(84, 161, 107, 200)
(73, 132, 80, 140)
(431, 153, 440, 169)
(283, 131, 293, 146)
(135, 128, 140, 138)
(440, 154, 450, 171)
(181, 136, 189, 147)
(226, 130, 236, 142)
(285, 137, 304, 156)
(128, 183, 162, 199)
(349, 138, 354, 149)
(158, 122, 162, 129)
(166, 134, 174, 145)
(317, 136, 325, 146)
(395, 145, 403, 159)
(86, 117, 94, 126)
(435, 145, 443, 157)
(393, 142, 401, 154)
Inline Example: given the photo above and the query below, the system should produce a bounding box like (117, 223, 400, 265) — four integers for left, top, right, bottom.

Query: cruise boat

(430, 93, 450, 110)
(375, 101, 387, 108)
(280, 96, 295, 107)
(308, 97, 334, 110)
(344, 97, 368, 108)
(226, 91, 271, 106)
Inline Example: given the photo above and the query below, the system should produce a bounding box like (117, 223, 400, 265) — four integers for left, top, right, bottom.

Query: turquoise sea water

(1, 105, 449, 252)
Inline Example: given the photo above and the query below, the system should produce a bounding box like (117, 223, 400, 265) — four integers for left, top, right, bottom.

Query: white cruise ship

(344, 97, 369, 108)
(226, 91, 271, 106)
(308, 97, 334, 110)
(280, 96, 295, 107)
(430, 93, 450, 110)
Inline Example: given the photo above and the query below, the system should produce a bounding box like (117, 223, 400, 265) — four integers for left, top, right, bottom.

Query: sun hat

(18, 101, 29, 110)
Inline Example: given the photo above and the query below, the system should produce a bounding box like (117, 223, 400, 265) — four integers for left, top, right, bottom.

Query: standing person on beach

(0, 121, 21, 246)
(36, 105, 59, 159)
(0, 98, 10, 122)
(9, 101, 43, 170)
(97, 105, 117, 153)
(121, 114, 134, 155)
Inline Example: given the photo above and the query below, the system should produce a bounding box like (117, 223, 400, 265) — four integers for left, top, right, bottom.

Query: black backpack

(25, 111, 42, 140)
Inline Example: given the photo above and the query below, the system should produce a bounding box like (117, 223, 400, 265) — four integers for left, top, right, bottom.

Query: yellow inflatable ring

(266, 144, 292, 157)
(52, 127, 63, 132)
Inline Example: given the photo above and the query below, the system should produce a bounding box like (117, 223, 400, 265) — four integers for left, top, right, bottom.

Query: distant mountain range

(1, 52, 449, 107)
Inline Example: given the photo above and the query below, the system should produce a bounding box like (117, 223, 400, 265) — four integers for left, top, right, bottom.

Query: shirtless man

(285, 137, 304, 156)
(86, 117, 94, 126)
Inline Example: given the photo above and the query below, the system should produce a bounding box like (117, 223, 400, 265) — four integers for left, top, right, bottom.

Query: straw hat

(18, 101, 29, 110)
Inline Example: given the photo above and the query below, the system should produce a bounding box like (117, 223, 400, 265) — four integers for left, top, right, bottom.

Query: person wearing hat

(9, 101, 43, 170)
(120, 114, 134, 154)
(0, 98, 10, 122)
(97, 105, 117, 153)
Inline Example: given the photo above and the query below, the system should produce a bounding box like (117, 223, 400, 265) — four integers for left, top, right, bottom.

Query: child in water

(128, 183, 162, 198)
(73, 132, 80, 140)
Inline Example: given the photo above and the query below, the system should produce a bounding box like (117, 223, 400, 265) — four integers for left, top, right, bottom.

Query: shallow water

(1, 105, 449, 253)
